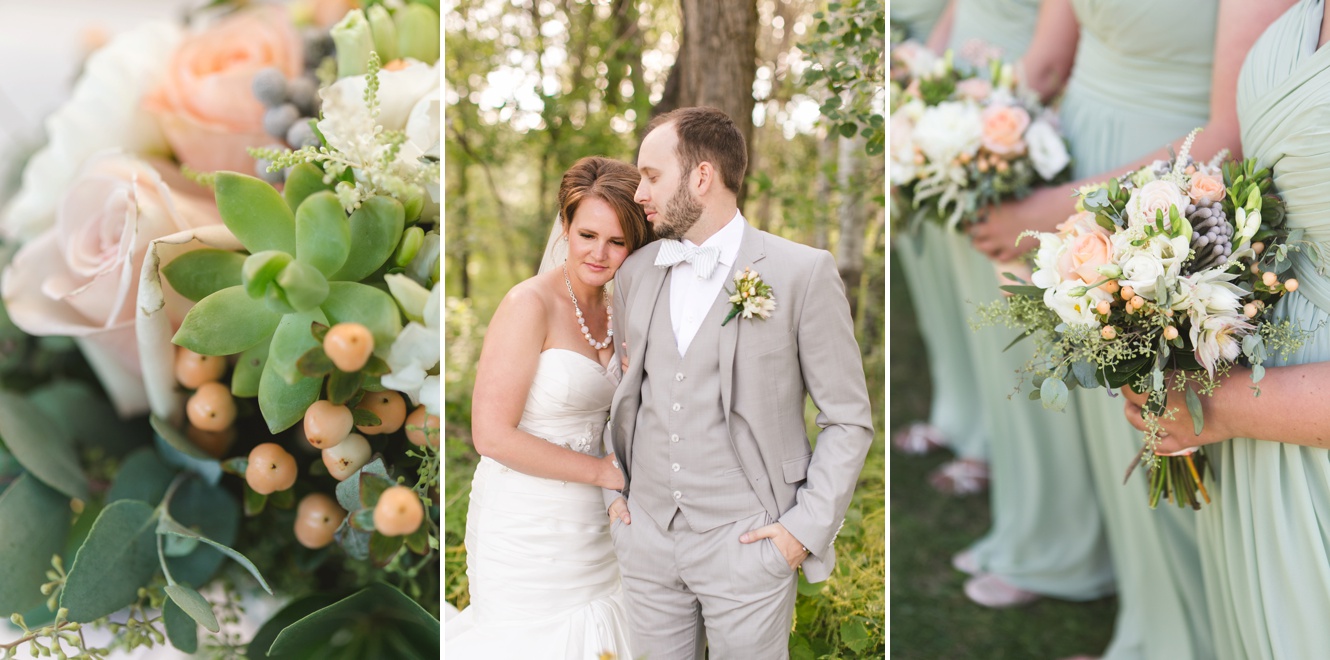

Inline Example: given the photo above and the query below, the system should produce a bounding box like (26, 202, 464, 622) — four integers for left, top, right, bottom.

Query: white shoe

(963, 573, 1040, 608)
(951, 550, 979, 575)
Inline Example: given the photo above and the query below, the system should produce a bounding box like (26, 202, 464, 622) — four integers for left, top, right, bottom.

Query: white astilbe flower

(381, 283, 440, 415)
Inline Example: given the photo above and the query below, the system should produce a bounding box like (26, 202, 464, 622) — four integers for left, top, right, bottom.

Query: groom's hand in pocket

(608, 496, 631, 525)
(740, 523, 809, 570)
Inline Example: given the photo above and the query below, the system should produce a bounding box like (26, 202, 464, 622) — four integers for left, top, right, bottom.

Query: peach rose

(1057, 229, 1114, 286)
(1188, 171, 1227, 204)
(955, 78, 993, 102)
(980, 104, 1030, 156)
(1057, 211, 1102, 238)
(1, 152, 221, 416)
(143, 6, 302, 174)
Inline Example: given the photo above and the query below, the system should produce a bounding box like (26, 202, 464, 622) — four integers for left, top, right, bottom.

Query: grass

(888, 254, 1119, 659)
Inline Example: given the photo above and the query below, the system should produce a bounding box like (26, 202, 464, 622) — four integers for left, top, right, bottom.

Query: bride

(445, 156, 654, 658)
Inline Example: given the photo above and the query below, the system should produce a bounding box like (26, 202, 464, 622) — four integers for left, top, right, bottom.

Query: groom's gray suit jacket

(608, 223, 874, 583)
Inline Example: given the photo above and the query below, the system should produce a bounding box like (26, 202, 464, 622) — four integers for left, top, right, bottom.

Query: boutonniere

(722, 267, 776, 326)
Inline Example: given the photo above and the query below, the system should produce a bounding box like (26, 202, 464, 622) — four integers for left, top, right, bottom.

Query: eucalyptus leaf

(215, 172, 297, 255)
(335, 458, 388, 512)
(1039, 377, 1069, 412)
(284, 163, 335, 213)
(330, 196, 405, 282)
(1252, 364, 1266, 383)
(164, 583, 220, 633)
(29, 380, 147, 457)
(247, 594, 340, 659)
(1184, 386, 1205, 436)
(321, 282, 404, 354)
(268, 583, 439, 659)
(258, 355, 322, 434)
(164, 478, 240, 587)
(162, 249, 246, 302)
(296, 192, 352, 276)
(150, 416, 222, 485)
(271, 310, 331, 385)
(1071, 360, 1099, 389)
(163, 591, 199, 653)
(157, 515, 272, 594)
(0, 391, 88, 501)
(174, 286, 281, 357)
(0, 475, 71, 616)
(233, 339, 272, 398)
(349, 508, 375, 532)
(334, 519, 371, 561)
(60, 500, 159, 623)
(106, 448, 177, 505)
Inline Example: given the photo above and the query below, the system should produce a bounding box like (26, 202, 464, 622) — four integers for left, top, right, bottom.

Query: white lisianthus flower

(1025, 117, 1071, 181)
(1126, 180, 1190, 231)
(1190, 312, 1253, 377)
(1114, 232, 1190, 299)
(1030, 232, 1066, 290)
(3, 22, 181, 241)
(381, 282, 440, 415)
(912, 101, 983, 166)
(1044, 279, 1111, 327)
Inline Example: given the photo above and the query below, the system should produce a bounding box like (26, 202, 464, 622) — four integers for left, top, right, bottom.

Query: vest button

(670, 434, 679, 443)
(675, 372, 685, 381)
(673, 490, 682, 500)
(671, 463, 680, 472)
(671, 403, 681, 412)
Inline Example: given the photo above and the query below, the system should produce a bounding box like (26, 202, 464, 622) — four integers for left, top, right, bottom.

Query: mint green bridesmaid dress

(1059, 0, 1217, 657)
(947, 0, 1116, 600)
(893, 0, 991, 463)
(1207, 1, 1330, 657)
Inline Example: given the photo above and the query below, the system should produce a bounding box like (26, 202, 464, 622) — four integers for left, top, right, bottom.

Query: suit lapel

(719, 225, 766, 424)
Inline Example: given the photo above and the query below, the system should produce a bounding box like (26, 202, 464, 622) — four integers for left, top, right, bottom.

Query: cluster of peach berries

(173, 321, 440, 551)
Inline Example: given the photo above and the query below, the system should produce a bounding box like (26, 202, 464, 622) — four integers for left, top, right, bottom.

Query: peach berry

(1263, 271, 1279, 287)
(373, 485, 424, 536)
(405, 406, 440, 447)
(1286, 278, 1300, 293)
(175, 347, 227, 389)
(322, 433, 371, 480)
(293, 493, 346, 549)
(187, 425, 235, 459)
(246, 443, 297, 495)
(324, 323, 374, 372)
(187, 382, 237, 432)
(304, 400, 353, 449)
(356, 390, 406, 435)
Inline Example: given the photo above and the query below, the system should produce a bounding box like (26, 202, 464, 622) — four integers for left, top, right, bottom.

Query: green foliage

(60, 501, 158, 622)
(0, 475, 71, 616)
(215, 172, 297, 255)
(330, 196, 406, 282)
(266, 582, 439, 659)
(174, 286, 283, 356)
(162, 249, 246, 302)
(0, 391, 87, 501)
(803, 0, 886, 155)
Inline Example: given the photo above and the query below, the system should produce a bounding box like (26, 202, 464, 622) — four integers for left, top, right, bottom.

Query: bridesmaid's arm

(470, 282, 624, 489)
(925, 0, 955, 54)
(1019, 0, 1079, 104)
(969, 0, 1299, 262)
(1122, 363, 1330, 452)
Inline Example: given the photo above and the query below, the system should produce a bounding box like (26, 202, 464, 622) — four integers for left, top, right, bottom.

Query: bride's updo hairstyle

(558, 156, 654, 252)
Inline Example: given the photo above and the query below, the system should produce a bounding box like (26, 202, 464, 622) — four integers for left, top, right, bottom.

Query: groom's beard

(651, 179, 704, 240)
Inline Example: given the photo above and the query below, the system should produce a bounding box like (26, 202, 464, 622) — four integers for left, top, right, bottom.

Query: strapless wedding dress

(445, 349, 632, 659)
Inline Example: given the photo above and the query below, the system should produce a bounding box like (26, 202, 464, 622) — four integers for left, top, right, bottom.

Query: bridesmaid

(890, 0, 993, 495)
(930, 0, 1115, 609)
(1121, 1, 1330, 657)
(974, 0, 1295, 656)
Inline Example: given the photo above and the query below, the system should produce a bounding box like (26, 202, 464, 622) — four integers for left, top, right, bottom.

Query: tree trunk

(654, 0, 758, 209)
(814, 134, 835, 250)
(450, 156, 471, 300)
(835, 135, 867, 317)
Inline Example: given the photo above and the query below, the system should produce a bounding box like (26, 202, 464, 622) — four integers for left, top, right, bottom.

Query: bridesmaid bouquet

(991, 131, 1305, 509)
(890, 49, 1072, 232)
(0, 2, 440, 657)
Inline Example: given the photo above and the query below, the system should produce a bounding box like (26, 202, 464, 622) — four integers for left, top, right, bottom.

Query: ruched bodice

(1201, 3, 1330, 658)
(516, 349, 617, 454)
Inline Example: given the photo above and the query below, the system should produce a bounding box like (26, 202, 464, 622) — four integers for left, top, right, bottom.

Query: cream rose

(1188, 171, 1227, 204)
(2, 152, 221, 416)
(1126, 180, 1189, 230)
(1025, 117, 1071, 181)
(143, 6, 303, 174)
(979, 104, 1029, 156)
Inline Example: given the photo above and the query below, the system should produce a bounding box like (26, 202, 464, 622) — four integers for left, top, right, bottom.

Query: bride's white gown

(445, 349, 633, 658)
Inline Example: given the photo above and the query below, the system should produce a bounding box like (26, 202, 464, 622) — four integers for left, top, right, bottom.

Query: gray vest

(631, 275, 765, 532)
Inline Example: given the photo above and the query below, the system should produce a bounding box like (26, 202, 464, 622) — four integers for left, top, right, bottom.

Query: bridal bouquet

(890, 50, 1072, 232)
(0, 1, 440, 657)
(989, 131, 1304, 509)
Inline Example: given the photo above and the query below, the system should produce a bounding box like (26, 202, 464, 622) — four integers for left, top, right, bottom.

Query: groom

(605, 106, 873, 659)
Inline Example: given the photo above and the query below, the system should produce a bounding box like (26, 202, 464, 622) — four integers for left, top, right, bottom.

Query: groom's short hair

(647, 107, 747, 195)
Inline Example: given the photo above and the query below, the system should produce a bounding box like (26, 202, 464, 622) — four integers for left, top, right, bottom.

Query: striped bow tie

(654, 240, 722, 279)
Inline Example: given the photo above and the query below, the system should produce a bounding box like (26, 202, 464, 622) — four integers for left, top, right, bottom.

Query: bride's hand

(608, 496, 630, 525)
(600, 453, 626, 491)
(1121, 382, 1235, 455)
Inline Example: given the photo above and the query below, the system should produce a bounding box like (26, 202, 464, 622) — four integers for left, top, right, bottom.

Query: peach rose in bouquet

(2, 152, 220, 416)
(143, 5, 303, 174)
(1055, 212, 1115, 287)
(979, 104, 1030, 156)
(1188, 170, 1227, 204)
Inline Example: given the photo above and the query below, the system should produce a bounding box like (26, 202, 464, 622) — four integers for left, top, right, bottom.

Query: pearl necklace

(563, 264, 613, 350)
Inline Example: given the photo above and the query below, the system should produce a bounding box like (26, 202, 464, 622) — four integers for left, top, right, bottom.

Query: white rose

(1025, 117, 1070, 181)
(912, 101, 982, 166)
(1126, 180, 1189, 231)
(1044, 279, 1110, 327)
(1114, 232, 1189, 299)
(2, 22, 181, 242)
(1030, 232, 1066, 290)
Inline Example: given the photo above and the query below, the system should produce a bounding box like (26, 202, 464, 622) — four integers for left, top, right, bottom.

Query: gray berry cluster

(251, 31, 333, 182)
(1185, 198, 1234, 272)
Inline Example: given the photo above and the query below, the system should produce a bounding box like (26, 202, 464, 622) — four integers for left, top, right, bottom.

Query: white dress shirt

(669, 211, 745, 355)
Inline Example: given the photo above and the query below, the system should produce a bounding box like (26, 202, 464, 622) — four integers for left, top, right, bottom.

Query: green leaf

(164, 478, 240, 587)
(335, 519, 371, 561)
(368, 531, 404, 567)
(296, 192, 352, 277)
(321, 282, 404, 355)
(106, 448, 177, 505)
(245, 483, 268, 517)
(403, 523, 428, 555)
(29, 380, 146, 457)
(330, 196, 405, 282)
(0, 391, 88, 501)
(162, 249, 247, 302)
(165, 583, 220, 633)
(284, 163, 335, 213)
(328, 368, 366, 406)
(1039, 377, 1069, 412)
(157, 515, 272, 594)
(270, 486, 296, 510)
(1184, 386, 1205, 436)
(335, 458, 388, 512)
(163, 590, 199, 653)
(258, 352, 323, 434)
(840, 619, 870, 653)
(276, 260, 331, 312)
(233, 339, 271, 398)
(268, 583, 439, 658)
(244, 251, 295, 300)
(215, 172, 297, 255)
(998, 284, 1044, 297)
(174, 286, 281, 356)
(271, 309, 330, 385)
(297, 346, 336, 378)
(247, 593, 340, 659)
(60, 500, 159, 622)
(0, 475, 71, 615)
(351, 407, 381, 428)
(149, 415, 222, 486)
(349, 508, 375, 532)
(359, 472, 394, 509)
